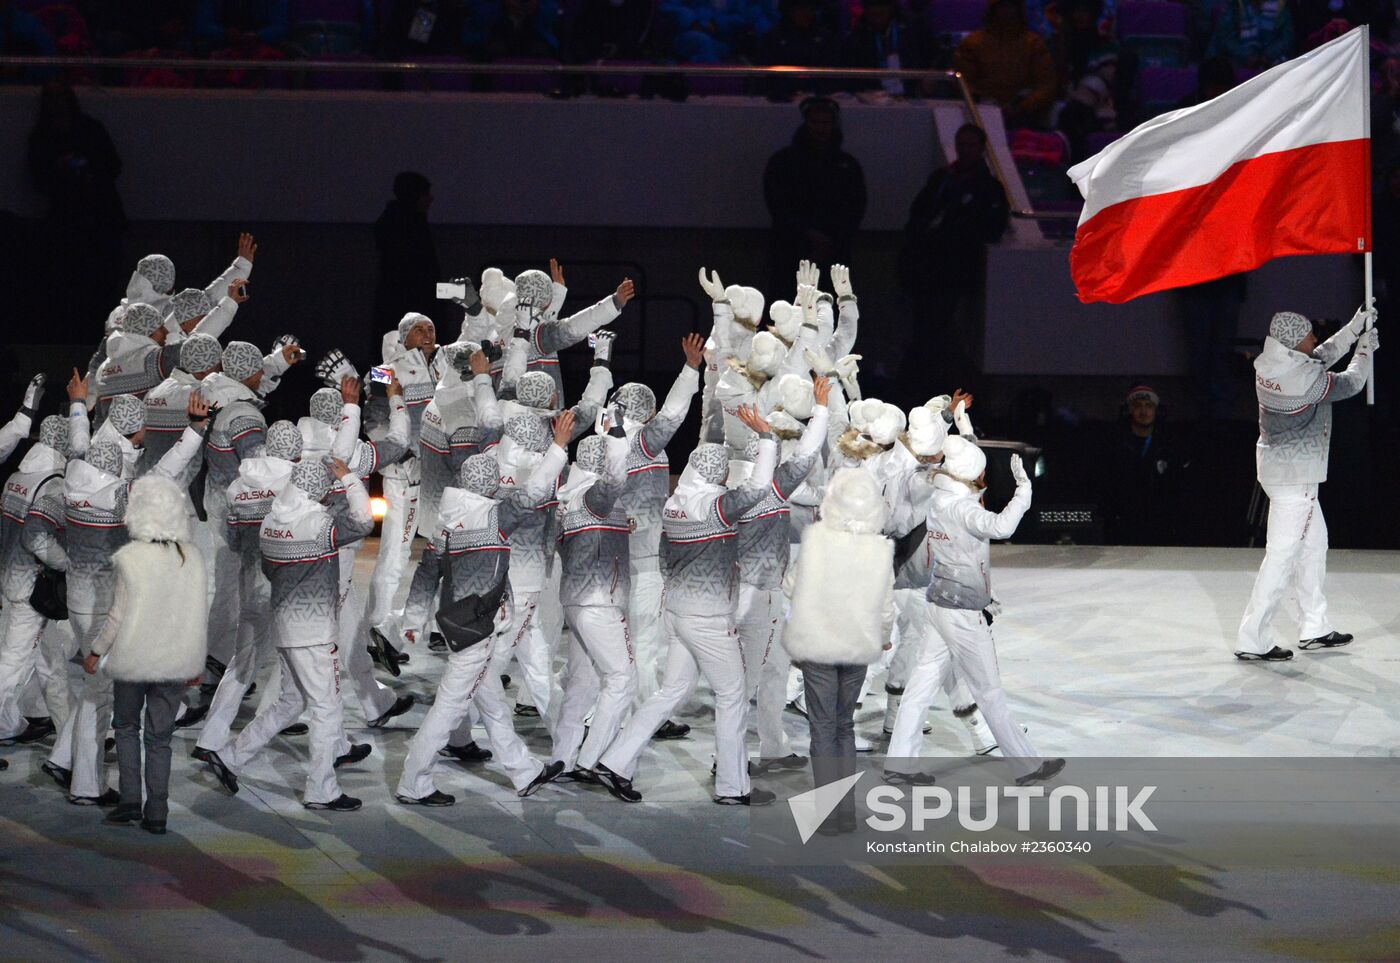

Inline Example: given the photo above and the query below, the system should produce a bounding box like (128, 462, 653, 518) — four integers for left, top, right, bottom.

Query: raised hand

(67, 368, 89, 403)
(468, 349, 490, 376)
(736, 403, 771, 435)
(1010, 453, 1030, 487)
(682, 332, 706, 368)
(796, 259, 819, 291)
(340, 374, 360, 405)
(812, 375, 832, 406)
(228, 278, 250, 304)
(831, 263, 853, 299)
(387, 373, 404, 398)
(552, 409, 576, 446)
(550, 258, 565, 286)
(697, 267, 726, 302)
(237, 232, 257, 262)
(615, 278, 636, 307)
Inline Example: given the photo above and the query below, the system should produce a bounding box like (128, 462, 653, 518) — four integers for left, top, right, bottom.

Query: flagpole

(1363, 26, 1376, 406)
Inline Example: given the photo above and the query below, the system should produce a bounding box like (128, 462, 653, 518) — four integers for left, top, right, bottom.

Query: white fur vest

(784, 522, 893, 667)
(100, 541, 208, 682)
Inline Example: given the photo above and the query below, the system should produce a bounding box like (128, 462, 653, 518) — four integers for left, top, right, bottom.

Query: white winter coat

(88, 476, 208, 682)
(783, 469, 895, 667)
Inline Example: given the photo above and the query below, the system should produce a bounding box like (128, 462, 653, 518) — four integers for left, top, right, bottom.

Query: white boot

(956, 703, 1027, 756)
(882, 687, 931, 735)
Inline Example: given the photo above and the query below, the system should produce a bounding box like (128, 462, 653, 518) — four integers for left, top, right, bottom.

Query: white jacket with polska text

(925, 472, 1030, 611)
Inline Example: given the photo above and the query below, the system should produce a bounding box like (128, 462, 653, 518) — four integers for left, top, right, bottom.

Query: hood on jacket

(18, 443, 67, 477)
(437, 485, 497, 534)
(65, 458, 125, 512)
(298, 417, 336, 459)
(237, 455, 297, 491)
(199, 372, 260, 410)
(1254, 336, 1330, 411)
(126, 474, 192, 542)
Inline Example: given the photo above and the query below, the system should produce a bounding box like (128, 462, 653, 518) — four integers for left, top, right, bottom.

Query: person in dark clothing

(763, 97, 867, 299)
(484, 0, 558, 60)
(759, 0, 838, 98)
(383, 0, 468, 56)
(840, 0, 936, 96)
(1102, 383, 1189, 545)
(567, 0, 654, 61)
(27, 80, 126, 337)
(1177, 272, 1247, 424)
(373, 172, 442, 341)
(898, 123, 1008, 391)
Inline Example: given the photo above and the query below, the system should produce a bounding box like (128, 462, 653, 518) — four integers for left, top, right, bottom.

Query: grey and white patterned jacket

(736, 407, 828, 590)
(620, 364, 701, 572)
(419, 375, 501, 533)
(260, 475, 374, 647)
(498, 290, 621, 404)
(139, 370, 204, 489)
(1253, 328, 1373, 487)
(662, 437, 776, 617)
(543, 434, 630, 608)
(0, 445, 68, 602)
(203, 375, 267, 492)
(223, 456, 298, 559)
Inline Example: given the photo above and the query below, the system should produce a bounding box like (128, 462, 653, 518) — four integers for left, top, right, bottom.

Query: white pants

(203, 490, 240, 670)
(1238, 483, 1332, 655)
(602, 610, 750, 798)
(0, 599, 71, 738)
(487, 588, 555, 729)
(552, 604, 635, 771)
(197, 557, 273, 752)
(225, 644, 345, 805)
(736, 584, 791, 759)
(50, 609, 112, 797)
(337, 547, 395, 722)
(367, 463, 420, 634)
(888, 606, 1040, 778)
(627, 567, 666, 705)
(398, 636, 543, 796)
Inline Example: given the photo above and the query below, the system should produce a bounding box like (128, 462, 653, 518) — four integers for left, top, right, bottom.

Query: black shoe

(369, 694, 416, 728)
(104, 737, 115, 756)
(652, 720, 691, 741)
(715, 788, 776, 807)
(1299, 631, 1353, 650)
(391, 648, 409, 666)
(710, 760, 755, 776)
(140, 819, 167, 835)
(334, 743, 371, 768)
(173, 704, 209, 729)
(438, 742, 492, 764)
(68, 788, 120, 807)
(205, 655, 227, 681)
(557, 766, 599, 784)
(41, 761, 71, 789)
(1015, 758, 1067, 786)
(500, 674, 511, 690)
(279, 723, 310, 737)
(428, 633, 447, 652)
(203, 750, 239, 794)
(0, 758, 7, 771)
(242, 682, 257, 700)
(759, 753, 808, 773)
(369, 628, 401, 678)
(3, 718, 55, 745)
(104, 803, 142, 825)
(520, 760, 566, 797)
(595, 764, 643, 802)
(884, 683, 905, 696)
(305, 793, 361, 812)
(24, 715, 51, 727)
(396, 789, 455, 807)
(883, 770, 937, 786)
(1235, 646, 1294, 662)
(513, 702, 540, 718)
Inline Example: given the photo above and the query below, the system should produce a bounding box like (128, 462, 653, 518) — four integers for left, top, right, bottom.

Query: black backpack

(435, 572, 509, 653)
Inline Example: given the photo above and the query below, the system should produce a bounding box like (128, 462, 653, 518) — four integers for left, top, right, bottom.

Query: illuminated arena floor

(3, 544, 1399, 961)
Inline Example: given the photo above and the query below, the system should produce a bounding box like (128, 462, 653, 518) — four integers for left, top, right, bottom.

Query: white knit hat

(514, 270, 554, 310)
(778, 374, 814, 419)
(123, 303, 165, 338)
(136, 254, 175, 295)
(748, 332, 785, 377)
(906, 406, 948, 457)
(107, 394, 146, 436)
(264, 420, 304, 462)
(179, 333, 222, 375)
(940, 435, 986, 482)
(516, 372, 556, 411)
(1269, 311, 1312, 349)
(397, 312, 435, 343)
(222, 341, 264, 382)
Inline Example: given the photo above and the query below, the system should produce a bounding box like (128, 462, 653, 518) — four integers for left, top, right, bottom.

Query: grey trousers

(112, 680, 186, 823)
(800, 662, 868, 822)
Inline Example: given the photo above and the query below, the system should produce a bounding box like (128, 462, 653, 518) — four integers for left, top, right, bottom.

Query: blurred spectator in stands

(196, 0, 290, 49)
(1027, 0, 1116, 39)
(1, 0, 56, 83)
(764, 96, 866, 296)
(897, 123, 1008, 392)
(840, 0, 936, 95)
(1101, 383, 1189, 545)
(665, 0, 774, 64)
(1208, 0, 1293, 70)
(1049, 0, 1115, 85)
(383, 0, 467, 56)
(1058, 48, 1118, 159)
(1298, 0, 1393, 50)
(953, 0, 1057, 128)
(484, 0, 559, 59)
(759, 0, 838, 95)
(27, 79, 126, 330)
(1181, 54, 1238, 107)
(89, 2, 195, 57)
(1373, 54, 1400, 176)
(374, 172, 442, 336)
(569, 0, 656, 61)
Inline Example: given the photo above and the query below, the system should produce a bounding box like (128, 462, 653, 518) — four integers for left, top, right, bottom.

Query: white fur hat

(846, 398, 879, 431)
(126, 474, 192, 543)
(747, 331, 785, 377)
(777, 374, 814, 419)
(820, 467, 886, 534)
(906, 406, 949, 457)
(480, 267, 516, 313)
(769, 300, 801, 342)
(866, 403, 906, 447)
(941, 435, 986, 482)
(725, 284, 765, 325)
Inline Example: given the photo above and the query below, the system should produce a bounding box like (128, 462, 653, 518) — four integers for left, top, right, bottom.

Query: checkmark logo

(787, 773, 863, 844)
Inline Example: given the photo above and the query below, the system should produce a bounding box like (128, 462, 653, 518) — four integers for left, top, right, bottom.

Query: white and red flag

(1069, 28, 1370, 304)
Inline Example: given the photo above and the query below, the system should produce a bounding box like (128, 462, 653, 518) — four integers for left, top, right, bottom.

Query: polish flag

(1069, 28, 1370, 304)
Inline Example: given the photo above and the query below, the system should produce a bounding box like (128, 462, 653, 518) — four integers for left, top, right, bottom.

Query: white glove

(985, 596, 1003, 620)
(1346, 302, 1377, 335)
(803, 345, 836, 377)
(834, 354, 861, 400)
(797, 283, 818, 328)
(924, 394, 953, 415)
(698, 267, 726, 303)
(1359, 326, 1380, 354)
(796, 259, 819, 292)
(22, 374, 45, 412)
(952, 399, 974, 437)
(1010, 453, 1031, 488)
(831, 263, 854, 300)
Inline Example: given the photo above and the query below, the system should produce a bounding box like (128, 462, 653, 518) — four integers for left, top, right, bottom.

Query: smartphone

(437, 282, 466, 300)
(368, 366, 394, 385)
(237, 284, 248, 299)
